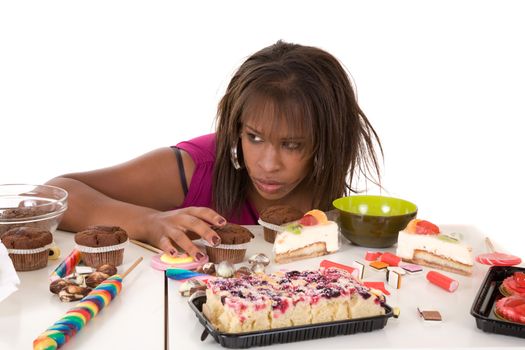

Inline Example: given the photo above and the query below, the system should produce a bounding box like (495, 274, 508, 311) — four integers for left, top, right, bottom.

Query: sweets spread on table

(396, 219, 473, 275)
(203, 267, 386, 333)
(274, 210, 339, 263)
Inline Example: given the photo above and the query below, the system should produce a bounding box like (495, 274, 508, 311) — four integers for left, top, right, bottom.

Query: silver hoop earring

(230, 144, 242, 170)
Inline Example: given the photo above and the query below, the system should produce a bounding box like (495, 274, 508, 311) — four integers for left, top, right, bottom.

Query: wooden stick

(122, 257, 143, 279)
(130, 239, 163, 254)
(485, 237, 496, 253)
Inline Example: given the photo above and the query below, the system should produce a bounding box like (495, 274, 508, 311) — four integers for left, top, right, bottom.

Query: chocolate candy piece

(418, 307, 442, 321)
(85, 271, 110, 288)
(58, 285, 91, 302)
(251, 263, 266, 274)
(248, 253, 270, 266)
(179, 279, 206, 297)
(49, 279, 73, 294)
(97, 264, 117, 276)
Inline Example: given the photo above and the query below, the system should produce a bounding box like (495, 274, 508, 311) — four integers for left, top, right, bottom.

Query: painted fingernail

(170, 249, 177, 256)
(218, 218, 226, 225)
(212, 236, 221, 246)
(196, 252, 206, 261)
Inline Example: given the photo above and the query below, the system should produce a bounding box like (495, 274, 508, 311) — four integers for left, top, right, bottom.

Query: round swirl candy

(33, 275, 123, 350)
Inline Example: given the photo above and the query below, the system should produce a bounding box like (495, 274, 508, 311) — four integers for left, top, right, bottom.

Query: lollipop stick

(130, 239, 163, 254)
(485, 237, 496, 253)
(122, 257, 143, 279)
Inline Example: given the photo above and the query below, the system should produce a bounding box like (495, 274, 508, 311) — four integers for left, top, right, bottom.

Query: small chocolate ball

(58, 285, 91, 302)
(201, 262, 216, 275)
(234, 266, 252, 278)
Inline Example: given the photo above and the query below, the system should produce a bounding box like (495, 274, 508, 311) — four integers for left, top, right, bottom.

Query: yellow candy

(48, 246, 61, 260)
(160, 253, 194, 265)
(305, 209, 328, 224)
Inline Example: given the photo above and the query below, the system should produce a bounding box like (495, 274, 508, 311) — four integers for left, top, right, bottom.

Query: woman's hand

(146, 206, 226, 261)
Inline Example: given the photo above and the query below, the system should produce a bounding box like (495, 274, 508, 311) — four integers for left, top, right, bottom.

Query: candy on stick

(34, 257, 143, 350)
(475, 237, 522, 266)
(49, 249, 82, 282)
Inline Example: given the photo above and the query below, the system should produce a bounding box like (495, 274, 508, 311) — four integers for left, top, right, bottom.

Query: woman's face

(240, 119, 312, 202)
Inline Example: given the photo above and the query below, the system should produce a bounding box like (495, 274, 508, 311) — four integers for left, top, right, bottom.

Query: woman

(47, 40, 382, 261)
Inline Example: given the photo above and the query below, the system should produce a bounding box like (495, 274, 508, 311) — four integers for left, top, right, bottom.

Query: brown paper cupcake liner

(9, 249, 49, 271)
(263, 228, 278, 243)
(80, 249, 124, 268)
(205, 246, 247, 264)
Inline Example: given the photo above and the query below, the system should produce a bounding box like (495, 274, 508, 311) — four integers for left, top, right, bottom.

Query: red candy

(426, 271, 458, 292)
(476, 252, 522, 266)
(379, 252, 401, 266)
(365, 251, 383, 261)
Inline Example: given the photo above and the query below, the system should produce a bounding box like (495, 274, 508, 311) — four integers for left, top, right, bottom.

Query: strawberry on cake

(396, 219, 473, 276)
(273, 210, 339, 264)
(202, 268, 386, 333)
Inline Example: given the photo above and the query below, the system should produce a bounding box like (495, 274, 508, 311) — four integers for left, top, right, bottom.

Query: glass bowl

(0, 184, 68, 236)
(333, 195, 417, 248)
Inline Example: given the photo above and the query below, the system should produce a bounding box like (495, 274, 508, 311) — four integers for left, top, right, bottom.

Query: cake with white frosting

(203, 268, 386, 333)
(396, 219, 473, 275)
(273, 210, 339, 264)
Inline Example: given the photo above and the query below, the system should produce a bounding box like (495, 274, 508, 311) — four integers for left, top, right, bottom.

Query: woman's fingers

(176, 207, 225, 246)
(182, 207, 227, 226)
(167, 228, 207, 262)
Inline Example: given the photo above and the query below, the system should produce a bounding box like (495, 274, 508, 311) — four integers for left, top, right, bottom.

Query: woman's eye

(282, 141, 301, 150)
(247, 133, 263, 143)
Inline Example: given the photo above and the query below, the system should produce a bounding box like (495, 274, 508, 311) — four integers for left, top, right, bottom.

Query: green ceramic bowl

(333, 195, 417, 248)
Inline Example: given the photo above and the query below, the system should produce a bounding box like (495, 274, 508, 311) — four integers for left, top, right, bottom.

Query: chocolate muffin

(203, 223, 254, 264)
(74, 225, 128, 268)
(0, 226, 53, 271)
(259, 205, 304, 243)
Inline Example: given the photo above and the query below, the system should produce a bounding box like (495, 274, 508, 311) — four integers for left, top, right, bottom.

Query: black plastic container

(470, 265, 525, 338)
(188, 294, 393, 348)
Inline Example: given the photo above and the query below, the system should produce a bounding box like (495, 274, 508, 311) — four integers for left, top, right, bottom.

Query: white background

(1, 1, 524, 254)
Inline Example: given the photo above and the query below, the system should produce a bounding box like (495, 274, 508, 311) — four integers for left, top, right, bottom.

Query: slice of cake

(396, 219, 473, 276)
(273, 210, 339, 264)
(203, 268, 386, 333)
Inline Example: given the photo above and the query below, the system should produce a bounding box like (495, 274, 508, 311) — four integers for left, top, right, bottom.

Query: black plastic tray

(188, 294, 393, 348)
(470, 265, 525, 338)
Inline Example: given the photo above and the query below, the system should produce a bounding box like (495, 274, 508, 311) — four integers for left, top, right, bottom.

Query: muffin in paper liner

(258, 219, 286, 244)
(7, 243, 54, 271)
(199, 239, 250, 264)
(76, 240, 128, 267)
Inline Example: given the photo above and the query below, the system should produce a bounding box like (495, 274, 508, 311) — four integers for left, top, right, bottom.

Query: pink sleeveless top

(174, 134, 259, 225)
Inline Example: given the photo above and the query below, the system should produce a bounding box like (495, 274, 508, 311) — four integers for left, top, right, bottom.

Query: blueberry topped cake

(203, 268, 386, 333)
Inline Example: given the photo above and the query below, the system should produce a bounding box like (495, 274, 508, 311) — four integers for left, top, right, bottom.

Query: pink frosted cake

(203, 268, 386, 333)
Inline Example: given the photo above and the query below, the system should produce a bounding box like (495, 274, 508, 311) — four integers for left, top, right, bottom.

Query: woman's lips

(253, 179, 284, 194)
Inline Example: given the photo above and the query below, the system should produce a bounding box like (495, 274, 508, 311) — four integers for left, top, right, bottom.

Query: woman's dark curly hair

(213, 40, 382, 218)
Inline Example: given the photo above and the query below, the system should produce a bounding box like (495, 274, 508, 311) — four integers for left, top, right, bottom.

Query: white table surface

(0, 230, 165, 350)
(168, 225, 525, 349)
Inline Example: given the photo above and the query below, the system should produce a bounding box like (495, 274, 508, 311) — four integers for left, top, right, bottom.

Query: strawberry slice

(415, 220, 440, 235)
(514, 272, 525, 288)
(298, 214, 318, 226)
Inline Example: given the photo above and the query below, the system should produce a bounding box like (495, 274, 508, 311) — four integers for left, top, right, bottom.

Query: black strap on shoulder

(171, 146, 188, 197)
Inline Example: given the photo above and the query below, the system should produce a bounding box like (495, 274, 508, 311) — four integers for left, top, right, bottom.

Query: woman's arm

(46, 147, 223, 260)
